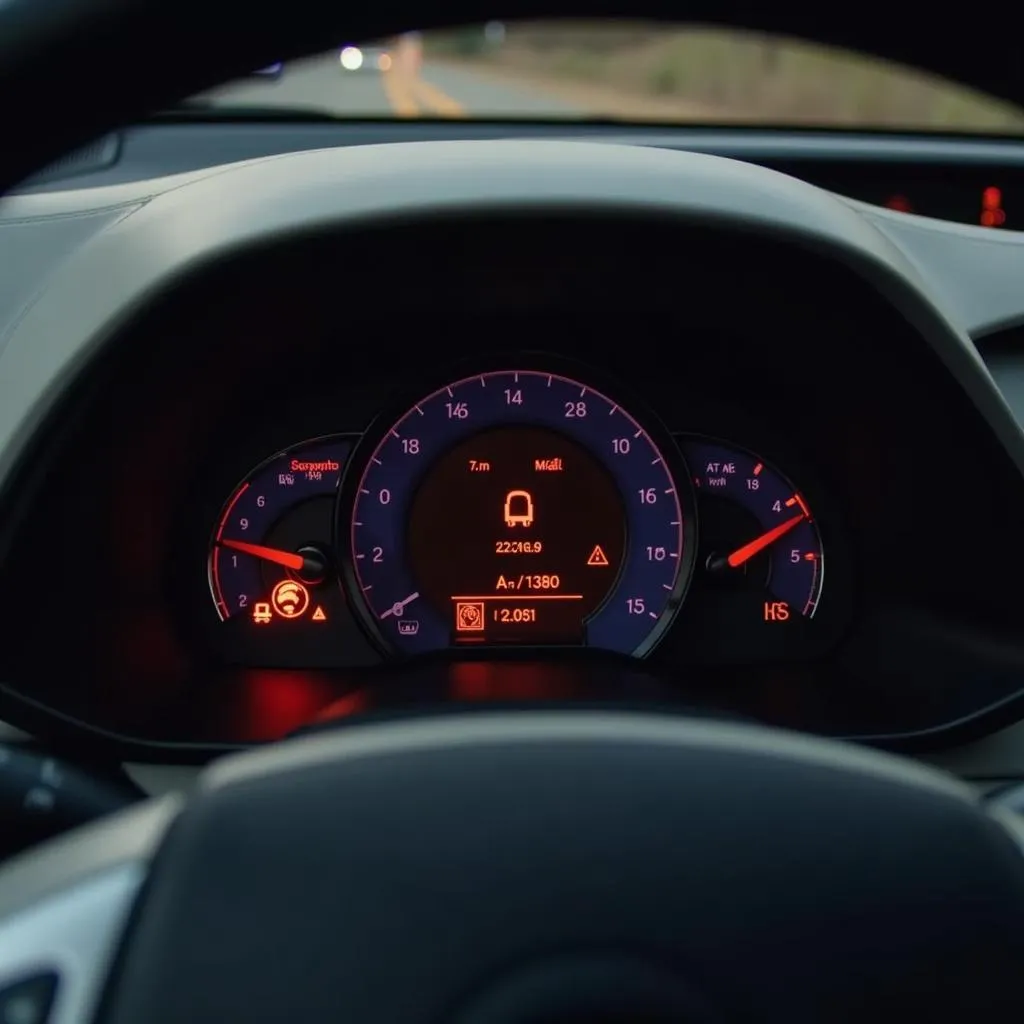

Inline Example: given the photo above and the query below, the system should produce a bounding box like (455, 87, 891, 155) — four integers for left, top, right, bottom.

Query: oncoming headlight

(340, 46, 363, 70)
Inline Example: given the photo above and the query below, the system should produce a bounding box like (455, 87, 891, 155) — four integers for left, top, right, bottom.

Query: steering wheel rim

(2, 710, 1024, 1022)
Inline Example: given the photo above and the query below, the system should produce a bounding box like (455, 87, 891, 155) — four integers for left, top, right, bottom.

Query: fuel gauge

(202, 433, 380, 670)
(208, 435, 352, 624)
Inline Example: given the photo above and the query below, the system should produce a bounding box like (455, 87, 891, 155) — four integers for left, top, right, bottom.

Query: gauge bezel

(206, 432, 353, 622)
(177, 429, 382, 673)
(336, 352, 698, 659)
(662, 405, 856, 665)
(679, 431, 826, 619)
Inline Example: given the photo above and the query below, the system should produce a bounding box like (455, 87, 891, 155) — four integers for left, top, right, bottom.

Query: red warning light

(981, 185, 1006, 227)
(885, 194, 913, 213)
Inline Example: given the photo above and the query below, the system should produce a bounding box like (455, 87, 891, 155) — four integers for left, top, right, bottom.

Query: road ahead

(202, 53, 584, 118)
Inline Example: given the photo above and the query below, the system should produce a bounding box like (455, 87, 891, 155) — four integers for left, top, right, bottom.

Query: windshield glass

(195, 20, 1024, 134)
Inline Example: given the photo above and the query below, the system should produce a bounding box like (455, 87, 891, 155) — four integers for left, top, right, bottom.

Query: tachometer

(679, 436, 823, 622)
(342, 368, 696, 656)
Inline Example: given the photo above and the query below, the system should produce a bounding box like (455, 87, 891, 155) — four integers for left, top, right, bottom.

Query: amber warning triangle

(587, 545, 609, 566)
(312, 606, 327, 621)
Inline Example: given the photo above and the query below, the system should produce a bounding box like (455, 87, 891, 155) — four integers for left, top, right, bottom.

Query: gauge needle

(380, 592, 420, 619)
(726, 512, 806, 568)
(219, 538, 304, 571)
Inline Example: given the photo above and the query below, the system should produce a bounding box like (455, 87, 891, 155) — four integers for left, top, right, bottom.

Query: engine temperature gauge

(679, 437, 823, 623)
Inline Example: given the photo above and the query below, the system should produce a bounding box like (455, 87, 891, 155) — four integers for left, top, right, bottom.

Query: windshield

(196, 20, 1024, 134)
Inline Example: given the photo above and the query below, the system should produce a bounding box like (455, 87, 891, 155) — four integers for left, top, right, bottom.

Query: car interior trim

(1, 140, 1024, 505)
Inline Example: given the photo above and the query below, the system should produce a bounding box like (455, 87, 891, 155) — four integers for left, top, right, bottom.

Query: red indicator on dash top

(885, 194, 913, 213)
(981, 186, 1006, 227)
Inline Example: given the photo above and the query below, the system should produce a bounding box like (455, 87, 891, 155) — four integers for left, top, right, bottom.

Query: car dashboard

(20, 120, 1024, 231)
(4, 122, 1024, 776)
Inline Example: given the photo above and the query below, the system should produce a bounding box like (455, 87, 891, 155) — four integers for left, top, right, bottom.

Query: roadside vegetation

(425, 22, 1024, 132)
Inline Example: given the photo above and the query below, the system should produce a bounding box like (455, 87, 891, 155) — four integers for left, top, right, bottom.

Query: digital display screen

(406, 426, 626, 645)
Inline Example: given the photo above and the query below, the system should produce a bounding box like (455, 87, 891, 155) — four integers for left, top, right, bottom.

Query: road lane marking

(410, 78, 465, 117)
(382, 70, 420, 116)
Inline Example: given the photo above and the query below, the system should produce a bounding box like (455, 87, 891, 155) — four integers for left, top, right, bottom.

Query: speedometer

(341, 366, 696, 656)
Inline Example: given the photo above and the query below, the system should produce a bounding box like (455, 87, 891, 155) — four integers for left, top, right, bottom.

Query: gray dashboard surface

(0, 201, 144, 363)
(3, 135, 1024, 778)
(6, 130, 1024, 343)
(5, 139, 1022, 475)
(20, 123, 1024, 192)
(4, 137, 1024, 383)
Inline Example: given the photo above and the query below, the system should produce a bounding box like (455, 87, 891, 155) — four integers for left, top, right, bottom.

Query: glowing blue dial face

(345, 369, 695, 656)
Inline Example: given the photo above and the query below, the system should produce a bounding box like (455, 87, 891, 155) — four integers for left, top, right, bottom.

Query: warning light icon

(312, 606, 326, 621)
(587, 545, 609, 566)
(252, 602, 272, 624)
(503, 489, 534, 527)
(455, 601, 485, 631)
(271, 579, 310, 619)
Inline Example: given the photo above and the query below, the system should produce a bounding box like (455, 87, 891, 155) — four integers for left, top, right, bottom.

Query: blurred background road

(200, 24, 1024, 132)
(205, 52, 582, 118)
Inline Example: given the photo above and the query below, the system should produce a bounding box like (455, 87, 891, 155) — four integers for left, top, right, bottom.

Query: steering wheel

(4, 1, 1024, 1022)
(0, 714, 1023, 1021)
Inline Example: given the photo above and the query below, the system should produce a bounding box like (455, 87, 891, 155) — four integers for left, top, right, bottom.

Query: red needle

(219, 538, 304, 571)
(726, 512, 806, 568)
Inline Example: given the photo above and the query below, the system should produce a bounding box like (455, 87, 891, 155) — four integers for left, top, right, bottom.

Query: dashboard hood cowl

(0, 140, 1020, 502)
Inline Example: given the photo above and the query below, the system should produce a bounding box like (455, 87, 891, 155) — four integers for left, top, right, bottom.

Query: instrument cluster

(202, 357, 850, 672)
(5, 214, 1024, 755)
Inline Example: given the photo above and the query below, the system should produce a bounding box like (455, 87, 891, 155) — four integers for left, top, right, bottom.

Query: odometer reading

(407, 424, 625, 644)
(345, 369, 694, 656)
